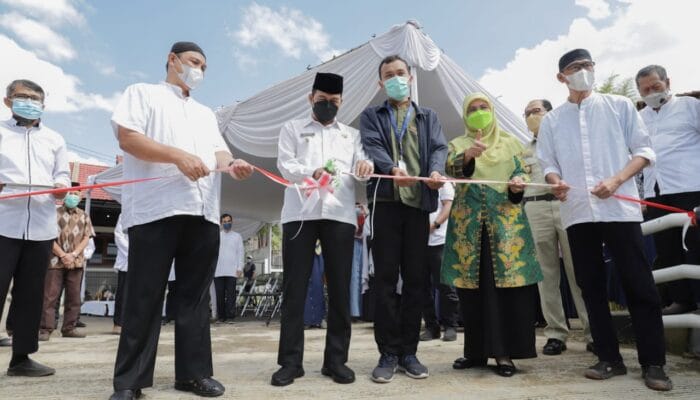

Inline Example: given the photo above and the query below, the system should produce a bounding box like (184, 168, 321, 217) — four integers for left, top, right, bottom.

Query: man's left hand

(426, 171, 445, 190)
(228, 159, 254, 180)
(355, 160, 373, 178)
(591, 176, 622, 199)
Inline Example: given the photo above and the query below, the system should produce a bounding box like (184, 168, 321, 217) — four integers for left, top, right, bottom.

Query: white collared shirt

(0, 118, 71, 240)
(428, 182, 454, 246)
(111, 82, 230, 230)
(640, 95, 700, 198)
(215, 229, 244, 277)
(277, 117, 371, 226)
(537, 93, 655, 229)
(113, 214, 128, 272)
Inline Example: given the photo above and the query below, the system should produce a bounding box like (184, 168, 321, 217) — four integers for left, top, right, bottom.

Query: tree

(596, 74, 639, 100)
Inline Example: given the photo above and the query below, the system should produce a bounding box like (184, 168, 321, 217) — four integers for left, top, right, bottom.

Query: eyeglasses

(563, 61, 595, 73)
(524, 107, 543, 118)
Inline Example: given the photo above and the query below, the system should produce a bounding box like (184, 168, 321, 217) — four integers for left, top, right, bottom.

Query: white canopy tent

(91, 21, 529, 224)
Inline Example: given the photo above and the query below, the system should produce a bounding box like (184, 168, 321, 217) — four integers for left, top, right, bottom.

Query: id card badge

(398, 159, 407, 171)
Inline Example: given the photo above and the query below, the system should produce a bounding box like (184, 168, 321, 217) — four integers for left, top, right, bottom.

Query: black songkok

(312, 72, 343, 94)
(558, 48, 592, 71)
(170, 41, 206, 59)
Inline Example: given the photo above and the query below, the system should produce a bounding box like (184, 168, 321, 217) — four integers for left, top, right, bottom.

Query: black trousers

(214, 276, 237, 321)
(113, 271, 127, 326)
(567, 222, 665, 366)
(165, 280, 177, 321)
(422, 244, 458, 330)
(113, 216, 219, 390)
(278, 220, 355, 369)
(646, 191, 700, 305)
(0, 235, 53, 356)
(370, 202, 429, 356)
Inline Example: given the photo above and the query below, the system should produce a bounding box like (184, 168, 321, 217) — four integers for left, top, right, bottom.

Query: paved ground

(0, 316, 698, 400)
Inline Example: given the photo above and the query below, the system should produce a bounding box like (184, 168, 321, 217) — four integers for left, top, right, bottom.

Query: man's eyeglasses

(524, 107, 543, 118)
(563, 61, 595, 73)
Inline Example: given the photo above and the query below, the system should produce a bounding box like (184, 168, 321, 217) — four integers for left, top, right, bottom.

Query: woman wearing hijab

(441, 93, 542, 377)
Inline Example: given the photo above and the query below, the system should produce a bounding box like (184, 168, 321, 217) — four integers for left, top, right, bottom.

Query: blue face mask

(223, 222, 232, 230)
(12, 98, 44, 120)
(383, 76, 410, 101)
(64, 194, 80, 209)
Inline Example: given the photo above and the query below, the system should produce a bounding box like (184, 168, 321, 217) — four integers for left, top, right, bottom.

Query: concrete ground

(0, 316, 698, 400)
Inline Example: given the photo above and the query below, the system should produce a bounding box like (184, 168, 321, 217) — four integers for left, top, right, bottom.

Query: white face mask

(642, 90, 670, 109)
(175, 57, 204, 90)
(566, 69, 595, 91)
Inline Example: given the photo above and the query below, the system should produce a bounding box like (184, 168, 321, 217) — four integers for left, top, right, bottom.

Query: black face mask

(312, 100, 338, 124)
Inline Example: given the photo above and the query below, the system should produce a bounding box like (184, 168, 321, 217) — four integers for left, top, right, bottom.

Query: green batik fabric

(389, 104, 422, 209)
(441, 155, 542, 289)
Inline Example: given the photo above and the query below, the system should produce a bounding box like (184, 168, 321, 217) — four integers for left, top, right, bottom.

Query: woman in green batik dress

(441, 92, 543, 377)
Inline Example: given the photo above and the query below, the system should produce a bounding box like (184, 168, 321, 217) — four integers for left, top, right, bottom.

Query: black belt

(524, 193, 557, 202)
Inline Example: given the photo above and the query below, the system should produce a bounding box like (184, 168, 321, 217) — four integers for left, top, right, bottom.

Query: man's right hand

(175, 151, 210, 181)
(552, 180, 570, 201)
(464, 130, 488, 160)
(391, 167, 418, 187)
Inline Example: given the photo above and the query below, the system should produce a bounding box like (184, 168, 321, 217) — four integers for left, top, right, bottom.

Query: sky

(0, 0, 698, 166)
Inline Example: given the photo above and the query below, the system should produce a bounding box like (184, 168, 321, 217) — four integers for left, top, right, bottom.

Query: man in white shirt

(109, 42, 253, 400)
(522, 99, 592, 356)
(273, 72, 373, 387)
(636, 64, 700, 316)
(213, 213, 244, 323)
(537, 49, 671, 391)
(419, 182, 458, 342)
(0, 79, 70, 377)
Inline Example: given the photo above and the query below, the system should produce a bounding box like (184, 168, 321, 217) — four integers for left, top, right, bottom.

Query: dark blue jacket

(360, 100, 448, 213)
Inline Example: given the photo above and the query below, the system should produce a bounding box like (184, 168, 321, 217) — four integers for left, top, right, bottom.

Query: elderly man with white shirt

(272, 72, 373, 387)
(537, 49, 671, 391)
(0, 79, 70, 378)
(108, 41, 254, 400)
(213, 213, 245, 324)
(636, 65, 700, 316)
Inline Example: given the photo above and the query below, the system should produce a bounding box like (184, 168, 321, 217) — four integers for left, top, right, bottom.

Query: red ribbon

(0, 177, 164, 201)
(612, 193, 696, 224)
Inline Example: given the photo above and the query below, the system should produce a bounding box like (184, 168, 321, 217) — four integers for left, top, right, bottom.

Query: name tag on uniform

(300, 132, 315, 138)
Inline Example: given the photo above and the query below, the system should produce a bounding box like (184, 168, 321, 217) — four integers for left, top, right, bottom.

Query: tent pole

(268, 223, 273, 274)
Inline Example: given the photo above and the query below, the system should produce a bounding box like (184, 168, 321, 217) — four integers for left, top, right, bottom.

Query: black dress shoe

(7, 358, 55, 377)
(542, 338, 567, 355)
(109, 389, 142, 400)
(271, 366, 305, 386)
(452, 357, 487, 370)
(321, 364, 355, 384)
(76, 320, 87, 328)
(0, 337, 11, 347)
(174, 377, 225, 397)
(495, 362, 516, 377)
(662, 302, 697, 315)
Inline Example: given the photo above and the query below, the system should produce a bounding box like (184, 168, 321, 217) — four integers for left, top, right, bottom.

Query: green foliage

(596, 74, 639, 100)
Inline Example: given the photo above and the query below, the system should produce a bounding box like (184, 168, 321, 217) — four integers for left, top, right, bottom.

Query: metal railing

(640, 209, 700, 329)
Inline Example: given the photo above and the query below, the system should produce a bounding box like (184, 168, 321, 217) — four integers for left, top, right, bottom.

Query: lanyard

(388, 105, 412, 160)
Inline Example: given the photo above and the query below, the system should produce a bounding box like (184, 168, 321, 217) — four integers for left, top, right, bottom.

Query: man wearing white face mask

(636, 64, 700, 316)
(537, 49, 671, 391)
(108, 41, 254, 400)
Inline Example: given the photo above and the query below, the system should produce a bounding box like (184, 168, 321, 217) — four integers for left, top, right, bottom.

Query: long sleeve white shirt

(111, 82, 230, 231)
(277, 117, 371, 226)
(113, 214, 129, 272)
(214, 229, 244, 277)
(0, 118, 71, 240)
(640, 95, 700, 198)
(537, 93, 655, 229)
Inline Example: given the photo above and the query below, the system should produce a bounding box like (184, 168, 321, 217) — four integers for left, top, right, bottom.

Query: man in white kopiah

(537, 48, 671, 392)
